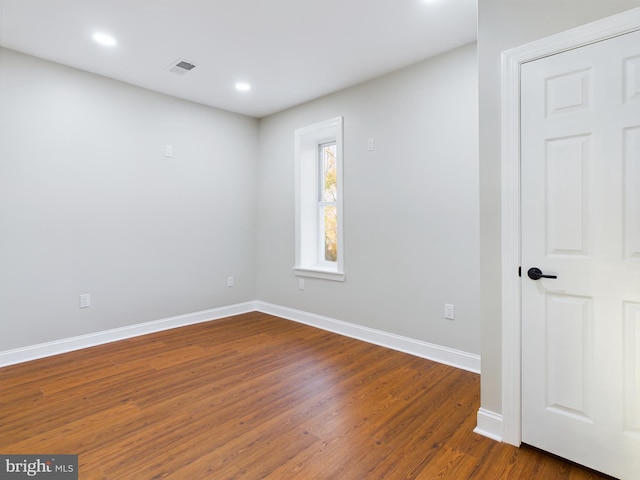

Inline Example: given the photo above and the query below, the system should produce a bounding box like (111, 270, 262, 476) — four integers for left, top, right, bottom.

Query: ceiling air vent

(168, 60, 196, 75)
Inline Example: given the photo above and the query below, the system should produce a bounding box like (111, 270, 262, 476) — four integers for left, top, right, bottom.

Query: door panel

(624, 302, 640, 434)
(521, 28, 640, 480)
(624, 127, 640, 259)
(624, 55, 640, 102)
(545, 294, 593, 420)
(545, 135, 590, 255)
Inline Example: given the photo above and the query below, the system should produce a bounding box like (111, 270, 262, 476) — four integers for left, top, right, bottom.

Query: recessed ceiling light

(92, 32, 117, 47)
(235, 82, 251, 92)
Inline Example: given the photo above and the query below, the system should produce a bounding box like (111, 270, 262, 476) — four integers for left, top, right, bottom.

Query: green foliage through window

(320, 143, 338, 262)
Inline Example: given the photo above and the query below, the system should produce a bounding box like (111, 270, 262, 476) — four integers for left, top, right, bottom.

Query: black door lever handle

(527, 267, 557, 280)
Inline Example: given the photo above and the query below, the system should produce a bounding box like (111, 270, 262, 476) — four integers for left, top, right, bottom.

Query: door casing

(500, 7, 640, 446)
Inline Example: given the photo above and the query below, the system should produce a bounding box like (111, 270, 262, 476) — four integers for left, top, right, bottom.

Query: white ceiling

(0, 0, 477, 118)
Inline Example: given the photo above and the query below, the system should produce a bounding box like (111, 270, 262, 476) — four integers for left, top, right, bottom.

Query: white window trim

(294, 116, 344, 281)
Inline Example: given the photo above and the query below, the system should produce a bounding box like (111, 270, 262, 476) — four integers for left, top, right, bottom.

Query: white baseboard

(255, 301, 481, 373)
(473, 408, 503, 442)
(1, 301, 481, 376)
(0, 302, 256, 368)
(3, 300, 490, 440)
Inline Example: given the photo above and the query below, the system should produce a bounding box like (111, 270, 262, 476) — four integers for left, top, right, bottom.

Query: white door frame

(500, 7, 640, 446)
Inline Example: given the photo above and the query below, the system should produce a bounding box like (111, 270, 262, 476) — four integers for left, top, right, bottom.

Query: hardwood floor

(0, 312, 613, 479)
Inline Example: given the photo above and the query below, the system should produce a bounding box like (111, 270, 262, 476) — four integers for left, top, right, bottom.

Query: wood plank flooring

(0, 312, 613, 479)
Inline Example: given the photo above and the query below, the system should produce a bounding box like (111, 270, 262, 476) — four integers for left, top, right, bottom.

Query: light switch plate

(444, 303, 455, 320)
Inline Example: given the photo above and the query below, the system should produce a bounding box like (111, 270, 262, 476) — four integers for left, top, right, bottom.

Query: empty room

(1, 1, 639, 479)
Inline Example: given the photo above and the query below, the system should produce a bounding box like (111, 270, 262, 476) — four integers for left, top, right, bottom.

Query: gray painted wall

(478, 0, 640, 415)
(1, 42, 479, 370)
(0, 48, 259, 350)
(256, 43, 480, 355)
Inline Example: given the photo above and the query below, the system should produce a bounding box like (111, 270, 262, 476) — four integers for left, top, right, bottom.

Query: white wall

(477, 0, 640, 416)
(256, 43, 480, 355)
(0, 48, 258, 351)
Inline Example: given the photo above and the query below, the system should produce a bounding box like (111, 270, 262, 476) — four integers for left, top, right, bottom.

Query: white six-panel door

(521, 29, 640, 480)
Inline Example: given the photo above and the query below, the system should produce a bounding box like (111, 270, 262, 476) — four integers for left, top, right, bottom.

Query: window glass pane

(324, 205, 337, 262)
(322, 143, 337, 202)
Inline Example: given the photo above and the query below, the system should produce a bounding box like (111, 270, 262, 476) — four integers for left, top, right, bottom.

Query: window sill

(293, 267, 345, 282)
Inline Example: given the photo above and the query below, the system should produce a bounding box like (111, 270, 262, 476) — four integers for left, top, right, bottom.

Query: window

(319, 141, 337, 264)
(294, 117, 344, 281)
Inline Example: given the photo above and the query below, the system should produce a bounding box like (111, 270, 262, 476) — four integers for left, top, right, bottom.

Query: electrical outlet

(444, 303, 455, 320)
(227, 276, 234, 287)
(298, 278, 305, 290)
(80, 293, 91, 309)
